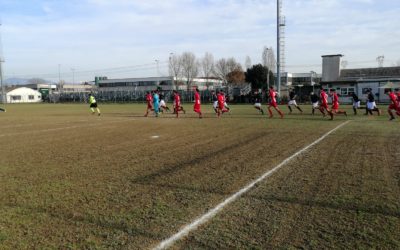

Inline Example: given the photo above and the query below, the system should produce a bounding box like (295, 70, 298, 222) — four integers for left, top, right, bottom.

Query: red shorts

(389, 104, 398, 110)
(320, 103, 329, 109)
(194, 104, 201, 113)
(269, 102, 277, 108)
(218, 102, 224, 110)
(332, 102, 339, 110)
(147, 103, 153, 109)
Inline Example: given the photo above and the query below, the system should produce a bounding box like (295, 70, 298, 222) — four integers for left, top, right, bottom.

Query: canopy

(379, 81, 400, 89)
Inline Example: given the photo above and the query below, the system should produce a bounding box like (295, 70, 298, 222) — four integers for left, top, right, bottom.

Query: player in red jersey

(396, 89, 400, 112)
(387, 89, 400, 120)
(144, 91, 153, 117)
(217, 90, 228, 118)
(173, 90, 185, 118)
(330, 89, 347, 117)
(319, 87, 333, 119)
(267, 86, 284, 118)
(193, 88, 202, 118)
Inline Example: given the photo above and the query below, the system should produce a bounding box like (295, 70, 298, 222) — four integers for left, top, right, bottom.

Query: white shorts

(224, 102, 229, 108)
(288, 100, 297, 106)
(254, 103, 262, 108)
(213, 101, 218, 109)
(353, 101, 360, 108)
(312, 102, 319, 109)
(159, 100, 166, 107)
(367, 101, 377, 110)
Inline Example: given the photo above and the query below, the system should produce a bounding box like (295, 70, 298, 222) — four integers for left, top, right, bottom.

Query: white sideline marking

(154, 121, 350, 250)
(151, 135, 160, 139)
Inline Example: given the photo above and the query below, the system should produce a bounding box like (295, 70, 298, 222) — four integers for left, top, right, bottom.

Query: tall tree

(245, 64, 274, 90)
(214, 57, 242, 85)
(201, 52, 214, 89)
(245, 56, 252, 70)
(169, 53, 183, 89)
(227, 68, 245, 86)
(181, 52, 199, 91)
(262, 46, 276, 72)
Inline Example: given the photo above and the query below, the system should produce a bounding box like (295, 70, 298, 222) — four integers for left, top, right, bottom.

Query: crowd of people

(87, 86, 400, 121)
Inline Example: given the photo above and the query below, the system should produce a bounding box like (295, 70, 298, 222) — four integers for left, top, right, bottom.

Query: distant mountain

(4, 77, 30, 85)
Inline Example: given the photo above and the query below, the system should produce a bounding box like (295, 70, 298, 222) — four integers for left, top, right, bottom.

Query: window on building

(28, 95, 34, 100)
(341, 88, 348, 96)
(348, 87, 355, 95)
(12, 96, 21, 100)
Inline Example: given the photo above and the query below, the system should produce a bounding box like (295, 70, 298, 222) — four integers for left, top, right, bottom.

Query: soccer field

(0, 103, 399, 249)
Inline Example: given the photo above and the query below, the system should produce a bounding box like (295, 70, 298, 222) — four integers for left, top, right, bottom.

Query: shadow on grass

(249, 194, 400, 218)
(131, 131, 272, 184)
(3, 202, 163, 241)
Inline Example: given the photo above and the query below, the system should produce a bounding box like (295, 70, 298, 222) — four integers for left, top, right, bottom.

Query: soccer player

(173, 90, 185, 118)
(396, 88, 400, 110)
(211, 90, 218, 113)
(351, 92, 361, 115)
(159, 92, 170, 113)
(267, 86, 284, 118)
(88, 93, 101, 116)
(310, 92, 319, 115)
(223, 92, 231, 113)
(253, 90, 264, 115)
(319, 87, 333, 119)
(365, 89, 381, 115)
(153, 90, 160, 117)
(287, 89, 303, 114)
(217, 90, 228, 118)
(330, 89, 347, 117)
(193, 88, 202, 118)
(387, 89, 400, 120)
(144, 91, 153, 117)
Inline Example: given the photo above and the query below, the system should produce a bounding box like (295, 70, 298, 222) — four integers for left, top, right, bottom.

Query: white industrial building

(6, 87, 42, 103)
(320, 54, 400, 103)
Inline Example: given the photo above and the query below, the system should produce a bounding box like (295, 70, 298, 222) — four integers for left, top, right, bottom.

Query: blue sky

(0, 0, 399, 83)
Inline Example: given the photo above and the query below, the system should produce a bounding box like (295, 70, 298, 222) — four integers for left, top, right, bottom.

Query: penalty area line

(153, 120, 351, 250)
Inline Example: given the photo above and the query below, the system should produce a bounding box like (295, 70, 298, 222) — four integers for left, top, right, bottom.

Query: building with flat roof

(96, 76, 223, 91)
(320, 54, 400, 103)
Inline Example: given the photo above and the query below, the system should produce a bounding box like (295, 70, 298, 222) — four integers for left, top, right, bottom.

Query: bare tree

(262, 46, 276, 72)
(245, 56, 252, 70)
(227, 68, 245, 86)
(181, 52, 199, 91)
(214, 57, 242, 85)
(201, 52, 214, 89)
(169, 54, 182, 89)
(227, 57, 242, 72)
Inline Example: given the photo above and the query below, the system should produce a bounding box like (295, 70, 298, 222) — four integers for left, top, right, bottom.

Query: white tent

(379, 82, 400, 89)
(6, 87, 42, 103)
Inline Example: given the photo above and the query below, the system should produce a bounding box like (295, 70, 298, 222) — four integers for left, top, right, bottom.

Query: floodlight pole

(0, 58, 4, 104)
(276, 0, 281, 95)
(0, 21, 4, 104)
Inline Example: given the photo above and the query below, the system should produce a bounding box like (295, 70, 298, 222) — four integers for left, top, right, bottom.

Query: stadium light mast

(0, 20, 5, 104)
(276, 0, 286, 96)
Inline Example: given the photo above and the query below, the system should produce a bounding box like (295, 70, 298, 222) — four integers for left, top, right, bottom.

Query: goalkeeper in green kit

(88, 93, 101, 116)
